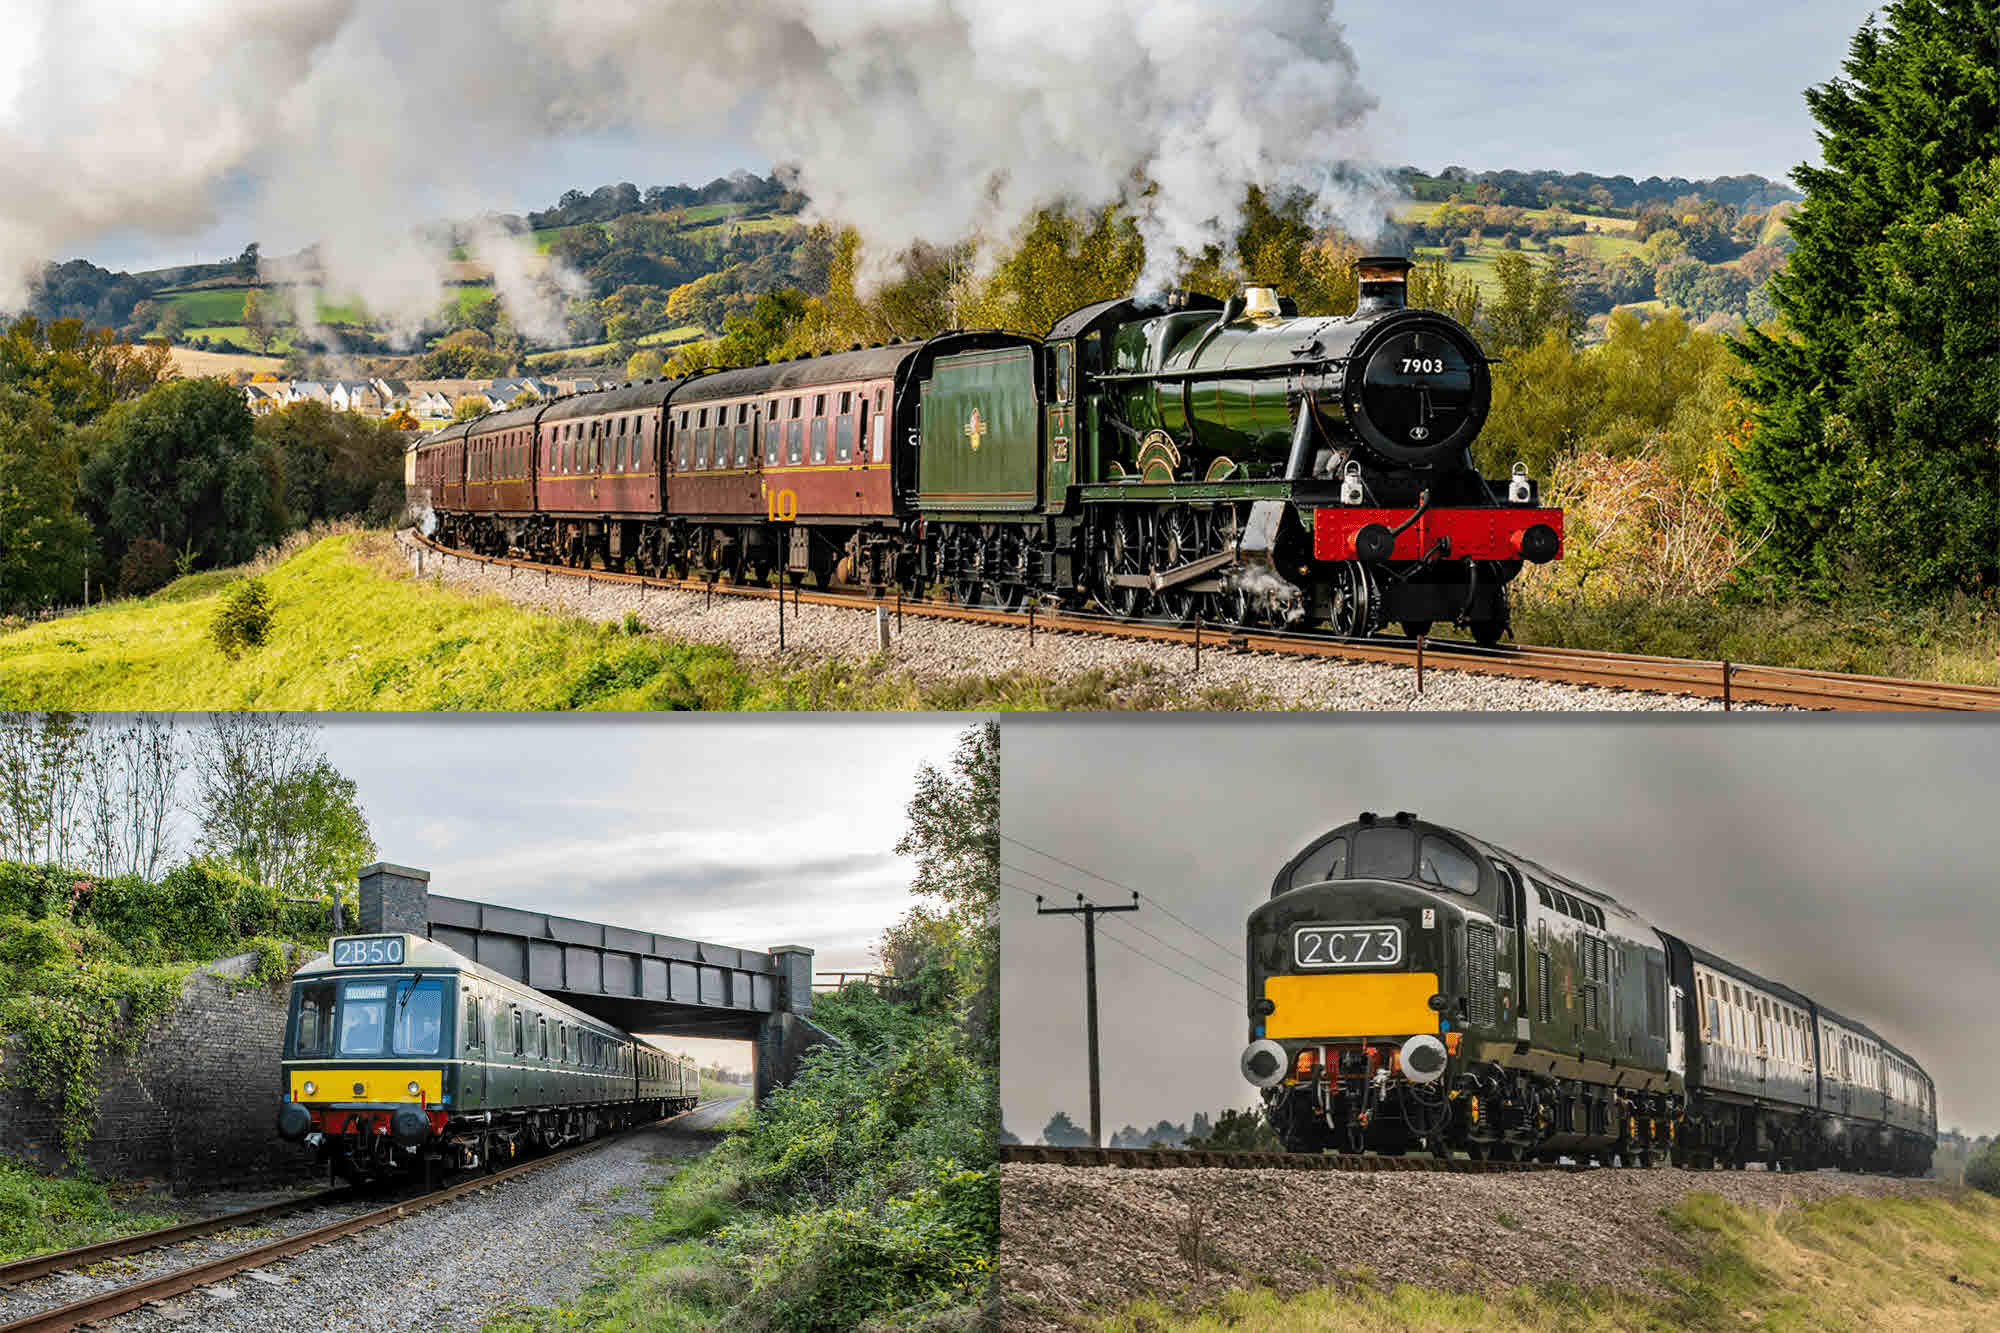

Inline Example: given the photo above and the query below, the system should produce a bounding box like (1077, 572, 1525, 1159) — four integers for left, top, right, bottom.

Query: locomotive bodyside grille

(1466, 923, 1497, 1028)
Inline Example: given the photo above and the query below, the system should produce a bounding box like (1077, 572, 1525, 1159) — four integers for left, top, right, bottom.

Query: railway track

(1001, 1144, 1563, 1174)
(406, 531, 2000, 712)
(0, 1101, 729, 1333)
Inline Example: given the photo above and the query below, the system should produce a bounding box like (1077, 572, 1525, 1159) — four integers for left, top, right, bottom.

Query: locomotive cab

(278, 934, 458, 1181)
(1243, 813, 1499, 1154)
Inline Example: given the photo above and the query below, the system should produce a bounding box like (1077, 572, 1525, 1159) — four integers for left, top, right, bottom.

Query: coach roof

(541, 379, 683, 422)
(671, 344, 919, 404)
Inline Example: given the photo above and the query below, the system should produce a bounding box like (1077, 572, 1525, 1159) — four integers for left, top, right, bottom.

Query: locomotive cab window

(1416, 836, 1479, 895)
(1492, 862, 1520, 925)
(1350, 825, 1414, 879)
(392, 978, 444, 1056)
(1286, 836, 1346, 890)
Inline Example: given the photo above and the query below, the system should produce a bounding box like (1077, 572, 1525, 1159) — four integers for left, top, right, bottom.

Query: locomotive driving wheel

(946, 526, 984, 607)
(1154, 508, 1202, 623)
(1328, 562, 1382, 638)
(1093, 510, 1147, 620)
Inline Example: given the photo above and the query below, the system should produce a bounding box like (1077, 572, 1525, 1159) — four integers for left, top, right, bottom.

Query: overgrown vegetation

(1089, 1188, 2000, 1332)
(0, 860, 338, 1160)
(492, 725, 998, 1332)
(209, 576, 274, 656)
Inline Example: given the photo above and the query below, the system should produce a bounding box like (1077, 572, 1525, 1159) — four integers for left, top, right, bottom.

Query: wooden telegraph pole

(1036, 891, 1139, 1148)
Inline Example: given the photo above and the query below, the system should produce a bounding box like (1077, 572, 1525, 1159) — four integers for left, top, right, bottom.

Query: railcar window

(337, 981, 391, 1056)
(512, 1010, 524, 1055)
(463, 996, 482, 1051)
(295, 983, 335, 1057)
(1350, 826, 1414, 879)
(391, 979, 444, 1056)
(811, 418, 828, 463)
(1287, 837, 1346, 889)
(735, 424, 750, 467)
(538, 1017, 549, 1060)
(836, 415, 855, 462)
(1416, 837, 1479, 894)
(787, 420, 803, 464)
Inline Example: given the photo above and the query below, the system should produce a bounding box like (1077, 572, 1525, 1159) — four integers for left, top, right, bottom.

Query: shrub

(210, 576, 274, 656)
(117, 537, 176, 597)
(1966, 1142, 2000, 1195)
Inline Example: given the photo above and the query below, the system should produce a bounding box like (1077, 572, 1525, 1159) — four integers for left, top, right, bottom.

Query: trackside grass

(0, 1157, 179, 1264)
(0, 533, 1281, 711)
(1091, 1189, 2000, 1333)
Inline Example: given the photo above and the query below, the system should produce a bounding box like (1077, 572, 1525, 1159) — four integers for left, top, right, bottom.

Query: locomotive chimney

(1355, 256, 1413, 314)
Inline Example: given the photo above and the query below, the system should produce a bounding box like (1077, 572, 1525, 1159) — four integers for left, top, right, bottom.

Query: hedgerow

(0, 859, 340, 1163)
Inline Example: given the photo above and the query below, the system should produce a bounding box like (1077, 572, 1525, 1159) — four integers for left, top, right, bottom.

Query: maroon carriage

(533, 382, 676, 569)
(461, 402, 546, 554)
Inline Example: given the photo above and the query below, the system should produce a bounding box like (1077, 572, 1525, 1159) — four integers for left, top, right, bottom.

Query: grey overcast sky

(37, 1, 1877, 276)
(247, 714, 966, 1070)
(1001, 717, 2000, 1143)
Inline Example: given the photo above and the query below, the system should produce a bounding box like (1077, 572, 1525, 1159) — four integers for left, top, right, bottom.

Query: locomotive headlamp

(1509, 463, 1533, 505)
(408, 1081, 422, 1096)
(1427, 993, 1449, 1012)
(302, 1081, 316, 1096)
(1241, 1038, 1289, 1089)
(1398, 1034, 1449, 1085)
(1341, 460, 1364, 506)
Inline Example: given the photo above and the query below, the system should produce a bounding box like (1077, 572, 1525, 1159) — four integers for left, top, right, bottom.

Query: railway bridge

(354, 863, 829, 1103)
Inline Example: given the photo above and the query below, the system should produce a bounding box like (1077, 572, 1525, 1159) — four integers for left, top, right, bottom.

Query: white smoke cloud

(0, 0, 1386, 320)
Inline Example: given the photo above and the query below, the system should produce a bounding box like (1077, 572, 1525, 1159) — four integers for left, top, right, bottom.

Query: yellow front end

(1263, 972, 1441, 1041)
(288, 1068, 443, 1105)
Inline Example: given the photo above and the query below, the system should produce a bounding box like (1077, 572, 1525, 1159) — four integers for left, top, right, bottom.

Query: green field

(162, 285, 369, 329)
(527, 324, 704, 369)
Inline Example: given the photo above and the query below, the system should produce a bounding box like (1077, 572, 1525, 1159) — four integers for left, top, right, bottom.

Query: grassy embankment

(1512, 588, 2000, 687)
(487, 986, 994, 1333)
(1099, 1188, 2000, 1332)
(0, 530, 1271, 711)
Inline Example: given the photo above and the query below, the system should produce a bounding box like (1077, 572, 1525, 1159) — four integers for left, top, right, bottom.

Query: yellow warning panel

(1264, 972, 1440, 1040)
(289, 1068, 443, 1104)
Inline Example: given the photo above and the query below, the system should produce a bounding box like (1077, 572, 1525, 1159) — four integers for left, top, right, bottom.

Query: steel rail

(404, 532, 2000, 712)
(1001, 1144, 1563, 1173)
(0, 1101, 730, 1333)
(0, 1188, 360, 1289)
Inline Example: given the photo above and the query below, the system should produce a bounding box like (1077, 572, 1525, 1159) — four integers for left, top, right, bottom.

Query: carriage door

(1668, 984, 1686, 1078)
(460, 987, 486, 1108)
(1044, 341, 1074, 507)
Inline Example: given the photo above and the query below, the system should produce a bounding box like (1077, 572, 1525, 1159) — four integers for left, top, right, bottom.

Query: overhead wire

(1003, 860, 1242, 990)
(1001, 832, 1242, 963)
(1003, 879, 1241, 1008)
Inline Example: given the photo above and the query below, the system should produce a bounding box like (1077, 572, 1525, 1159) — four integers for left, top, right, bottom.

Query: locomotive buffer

(1037, 892, 1140, 1148)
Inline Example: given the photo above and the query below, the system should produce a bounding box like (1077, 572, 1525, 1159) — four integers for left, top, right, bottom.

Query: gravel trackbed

(997, 1162, 1951, 1329)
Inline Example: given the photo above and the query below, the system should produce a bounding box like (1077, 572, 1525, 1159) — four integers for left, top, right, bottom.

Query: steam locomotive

(412, 256, 1560, 643)
(276, 934, 698, 1183)
(1240, 813, 1936, 1173)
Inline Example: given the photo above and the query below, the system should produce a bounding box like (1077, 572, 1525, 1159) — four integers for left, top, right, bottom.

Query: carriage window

(735, 423, 750, 467)
(787, 419, 804, 464)
(769, 399, 779, 422)
(511, 1010, 524, 1055)
(393, 979, 443, 1056)
(835, 415, 855, 462)
(814, 393, 826, 417)
(1416, 836, 1479, 895)
(295, 982, 335, 1057)
(1286, 836, 1346, 889)
(790, 397, 802, 419)
(839, 391, 851, 414)
(811, 419, 828, 462)
(561, 1025, 571, 1064)
(695, 429, 710, 468)
(462, 996, 482, 1051)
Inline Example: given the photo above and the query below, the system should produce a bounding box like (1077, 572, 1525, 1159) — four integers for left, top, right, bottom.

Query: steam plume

(0, 0, 1386, 322)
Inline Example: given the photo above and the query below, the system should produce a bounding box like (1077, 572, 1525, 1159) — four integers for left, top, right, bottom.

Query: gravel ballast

(997, 1162, 1952, 1329)
(2, 1101, 738, 1333)
(395, 533, 1770, 711)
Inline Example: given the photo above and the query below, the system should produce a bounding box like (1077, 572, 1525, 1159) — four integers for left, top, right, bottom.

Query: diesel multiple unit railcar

(411, 256, 1561, 643)
(276, 934, 698, 1183)
(1241, 813, 1935, 1173)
